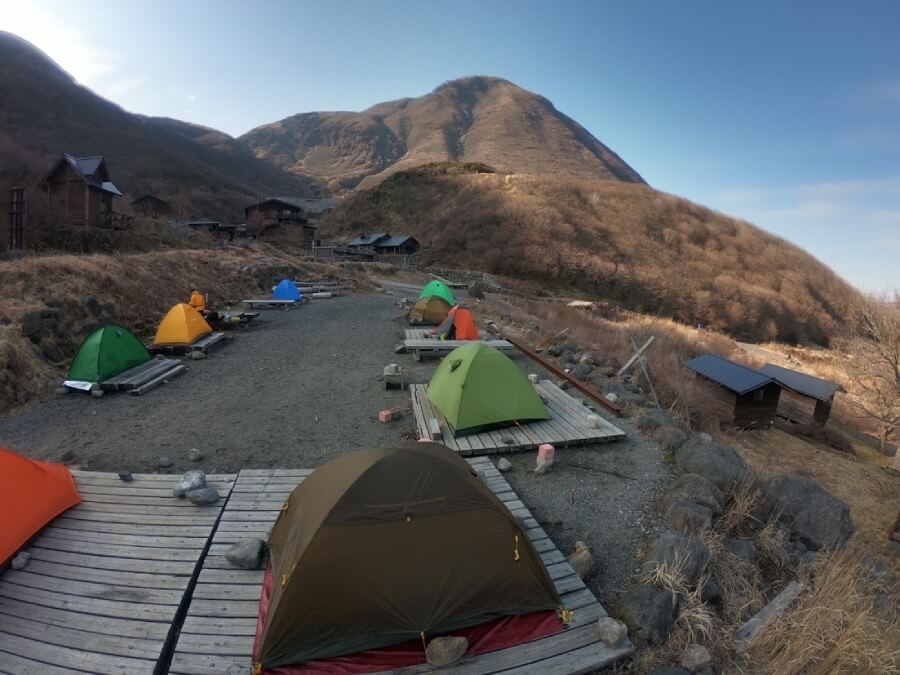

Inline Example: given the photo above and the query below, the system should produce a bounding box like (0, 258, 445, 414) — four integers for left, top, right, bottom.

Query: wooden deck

(0, 470, 235, 675)
(411, 380, 626, 455)
(169, 461, 632, 674)
(403, 330, 516, 361)
(102, 357, 187, 396)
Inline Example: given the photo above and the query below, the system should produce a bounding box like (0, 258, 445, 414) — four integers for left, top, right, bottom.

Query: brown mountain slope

(321, 165, 858, 345)
(240, 76, 643, 191)
(0, 32, 320, 221)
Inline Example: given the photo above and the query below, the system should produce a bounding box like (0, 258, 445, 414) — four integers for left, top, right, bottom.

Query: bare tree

(839, 292, 900, 454)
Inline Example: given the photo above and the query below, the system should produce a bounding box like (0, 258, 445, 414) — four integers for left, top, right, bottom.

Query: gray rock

(11, 551, 31, 570)
(638, 409, 680, 432)
(188, 448, 204, 462)
(596, 617, 628, 647)
(605, 392, 619, 403)
(696, 432, 713, 443)
(645, 531, 710, 585)
(665, 500, 713, 533)
(761, 474, 853, 551)
(674, 439, 754, 492)
(734, 581, 803, 652)
(159, 456, 174, 468)
(653, 426, 688, 451)
(90, 389, 105, 399)
(118, 472, 133, 482)
(174, 470, 206, 498)
(648, 669, 690, 675)
(724, 538, 757, 564)
(55, 386, 69, 395)
(59, 449, 76, 463)
(570, 362, 593, 381)
(665, 473, 725, 516)
(189, 350, 207, 360)
(425, 636, 469, 666)
(618, 584, 677, 644)
(496, 457, 512, 472)
(568, 541, 594, 579)
(701, 575, 721, 603)
(186, 486, 220, 505)
(681, 643, 712, 671)
(548, 344, 564, 357)
(225, 539, 265, 569)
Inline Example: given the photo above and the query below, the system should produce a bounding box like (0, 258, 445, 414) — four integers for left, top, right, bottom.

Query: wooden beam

(617, 335, 655, 378)
(502, 335, 622, 416)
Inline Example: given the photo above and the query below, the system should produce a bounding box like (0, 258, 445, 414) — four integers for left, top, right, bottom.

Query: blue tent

(272, 279, 304, 301)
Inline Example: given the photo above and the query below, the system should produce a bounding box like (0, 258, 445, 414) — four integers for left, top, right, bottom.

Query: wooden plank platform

(168, 462, 631, 674)
(411, 380, 626, 454)
(187, 331, 227, 353)
(98, 356, 186, 395)
(403, 331, 516, 361)
(0, 469, 236, 675)
(241, 299, 297, 310)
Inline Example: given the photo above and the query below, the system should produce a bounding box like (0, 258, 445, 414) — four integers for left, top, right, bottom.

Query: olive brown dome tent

(152, 303, 213, 348)
(408, 295, 452, 325)
(272, 279, 304, 302)
(418, 279, 456, 306)
(427, 343, 550, 435)
(255, 443, 562, 669)
(1, 447, 81, 566)
(66, 324, 151, 386)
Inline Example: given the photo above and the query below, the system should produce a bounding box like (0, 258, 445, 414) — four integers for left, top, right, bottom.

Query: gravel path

(0, 288, 672, 610)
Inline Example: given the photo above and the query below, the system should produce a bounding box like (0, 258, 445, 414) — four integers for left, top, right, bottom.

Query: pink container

(537, 444, 555, 462)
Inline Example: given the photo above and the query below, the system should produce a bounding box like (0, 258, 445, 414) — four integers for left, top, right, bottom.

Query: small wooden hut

(685, 354, 781, 429)
(38, 154, 123, 228)
(757, 363, 844, 426)
(131, 194, 170, 218)
(244, 197, 318, 244)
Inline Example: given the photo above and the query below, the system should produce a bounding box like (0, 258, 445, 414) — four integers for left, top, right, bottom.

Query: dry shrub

(745, 547, 900, 674)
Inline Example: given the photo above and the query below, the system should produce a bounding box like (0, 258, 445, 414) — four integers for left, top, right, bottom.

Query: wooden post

(8, 187, 26, 250)
(617, 336, 655, 378)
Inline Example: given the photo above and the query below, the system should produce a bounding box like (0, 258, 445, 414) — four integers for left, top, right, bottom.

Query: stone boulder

(570, 362, 593, 381)
(638, 409, 684, 432)
(186, 487, 220, 505)
(761, 474, 853, 550)
(618, 584, 677, 644)
(426, 636, 469, 666)
(674, 439, 754, 492)
(665, 500, 713, 533)
(653, 426, 688, 452)
(174, 470, 206, 498)
(225, 539, 266, 569)
(644, 531, 710, 585)
(596, 617, 628, 647)
(665, 473, 724, 516)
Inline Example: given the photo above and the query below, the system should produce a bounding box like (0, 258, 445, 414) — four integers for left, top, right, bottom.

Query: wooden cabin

(38, 154, 122, 227)
(348, 232, 419, 255)
(685, 354, 781, 429)
(757, 363, 844, 426)
(244, 197, 317, 244)
(131, 194, 170, 218)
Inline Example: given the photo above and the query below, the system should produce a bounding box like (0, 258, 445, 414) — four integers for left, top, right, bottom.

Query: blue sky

(3, 0, 898, 291)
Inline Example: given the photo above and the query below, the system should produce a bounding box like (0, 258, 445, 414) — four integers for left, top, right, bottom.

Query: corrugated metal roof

(68, 155, 104, 178)
(685, 354, 773, 394)
(349, 233, 390, 246)
(758, 363, 842, 402)
(376, 235, 417, 247)
(100, 181, 122, 196)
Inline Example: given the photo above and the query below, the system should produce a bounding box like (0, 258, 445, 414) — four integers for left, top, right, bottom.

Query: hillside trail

(0, 288, 670, 606)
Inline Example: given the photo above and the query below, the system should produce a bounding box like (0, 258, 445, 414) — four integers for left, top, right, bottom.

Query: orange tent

(1, 447, 81, 566)
(153, 303, 213, 347)
(431, 306, 481, 341)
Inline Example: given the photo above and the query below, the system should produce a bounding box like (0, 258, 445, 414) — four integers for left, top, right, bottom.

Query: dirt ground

(0, 287, 670, 608)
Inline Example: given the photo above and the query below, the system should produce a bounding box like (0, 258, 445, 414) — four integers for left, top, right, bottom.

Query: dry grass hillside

(0, 32, 320, 222)
(324, 167, 860, 344)
(240, 76, 643, 191)
(0, 247, 355, 412)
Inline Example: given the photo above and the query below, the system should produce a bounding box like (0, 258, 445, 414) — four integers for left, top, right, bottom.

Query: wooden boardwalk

(411, 380, 626, 455)
(169, 461, 632, 674)
(0, 470, 235, 675)
(99, 357, 187, 396)
(403, 330, 515, 361)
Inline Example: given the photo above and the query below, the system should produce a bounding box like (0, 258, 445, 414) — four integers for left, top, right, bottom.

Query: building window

(753, 389, 765, 402)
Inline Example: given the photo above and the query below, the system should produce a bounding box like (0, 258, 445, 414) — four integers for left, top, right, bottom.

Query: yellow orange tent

(153, 303, 212, 347)
(1, 447, 81, 566)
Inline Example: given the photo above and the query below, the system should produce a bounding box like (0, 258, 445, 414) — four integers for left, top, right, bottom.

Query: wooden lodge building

(348, 232, 420, 255)
(38, 154, 123, 227)
(131, 194, 170, 218)
(685, 354, 781, 429)
(245, 197, 317, 244)
(757, 363, 844, 426)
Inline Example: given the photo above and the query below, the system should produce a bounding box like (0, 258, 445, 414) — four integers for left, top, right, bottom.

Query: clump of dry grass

(744, 547, 900, 674)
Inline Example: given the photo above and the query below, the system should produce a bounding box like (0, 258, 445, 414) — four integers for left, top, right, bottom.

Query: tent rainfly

(431, 306, 480, 341)
(418, 279, 456, 307)
(65, 324, 151, 390)
(428, 343, 550, 434)
(255, 443, 562, 669)
(153, 303, 213, 347)
(272, 279, 304, 302)
(408, 295, 452, 325)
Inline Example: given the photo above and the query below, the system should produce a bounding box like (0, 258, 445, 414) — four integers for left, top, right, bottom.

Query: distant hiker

(190, 290, 207, 312)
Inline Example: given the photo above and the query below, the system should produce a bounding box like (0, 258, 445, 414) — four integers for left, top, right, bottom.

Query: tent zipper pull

(514, 534, 520, 561)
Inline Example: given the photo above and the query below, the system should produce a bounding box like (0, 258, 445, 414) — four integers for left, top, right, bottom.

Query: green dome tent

(67, 325, 151, 386)
(428, 344, 550, 435)
(418, 279, 456, 306)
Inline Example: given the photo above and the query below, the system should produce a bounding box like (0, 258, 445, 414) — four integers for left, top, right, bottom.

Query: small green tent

(428, 344, 550, 435)
(67, 325, 151, 384)
(418, 279, 456, 306)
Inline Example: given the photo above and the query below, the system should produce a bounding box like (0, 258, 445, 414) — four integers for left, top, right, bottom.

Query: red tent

(0, 447, 81, 566)
(430, 306, 481, 341)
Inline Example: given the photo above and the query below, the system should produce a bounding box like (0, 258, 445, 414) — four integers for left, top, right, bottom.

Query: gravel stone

(158, 456, 173, 468)
(225, 539, 266, 569)
(186, 486, 220, 505)
(426, 636, 469, 666)
(188, 448, 204, 462)
(496, 457, 512, 472)
(11, 552, 31, 570)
